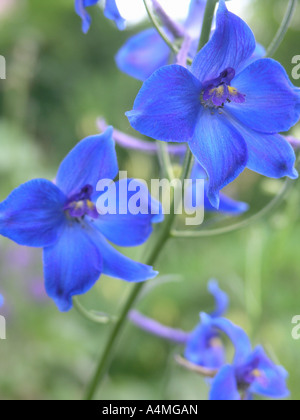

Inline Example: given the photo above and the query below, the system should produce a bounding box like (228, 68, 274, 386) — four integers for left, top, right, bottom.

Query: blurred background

(0, 0, 300, 400)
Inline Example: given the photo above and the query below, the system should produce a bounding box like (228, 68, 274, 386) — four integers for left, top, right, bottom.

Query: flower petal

(126, 65, 202, 143)
(56, 127, 118, 197)
(0, 294, 4, 307)
(185, 321, 225, 369)
(247, 346, 290, 399)
(43, 223, 102, 312)
(184, 0, 206, 39)
(204, 314, 252, 365)
(208, 279, 229, 318)
(207, 192, 249, 215)
(227, 58, 300, 133)
(191, 0, 255, 82)
(104, 0, 126, 30)
(209, 365, 240, 400)
(95, 233, 158, 282)
(94, 178, 163, 246)
(115, 28, 170, 82)
(226, 116, 298, 179)
(189, 112, 248, 208)
(75, 0, 99, 34)
(0, 179, 66, 247)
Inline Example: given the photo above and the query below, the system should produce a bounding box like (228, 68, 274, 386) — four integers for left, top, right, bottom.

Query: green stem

(143, 0, 179, 56)
(84, 151, 193, 401)
(157, 142, 175, 181)
(265, 0, 297, 58)
(73, 297, 114, 324)
(198, 0, 218, 51)
(83, 0, 216, 398)
(171, 177, 295, 238)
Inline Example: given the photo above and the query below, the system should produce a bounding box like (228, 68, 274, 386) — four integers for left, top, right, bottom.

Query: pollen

(252, 369, 262, 378)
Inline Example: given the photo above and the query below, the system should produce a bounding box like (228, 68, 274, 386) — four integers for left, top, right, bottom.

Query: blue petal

(0, 294, 4, 307)
(204, 314, 252, 365)
(94, 178, 163, 247)
(184, 0, 206, 39)
(104, 0, 126, 30)
(43, 223, 102, 312)
(94, 232, 158, 282)
(227, 58, 300, 133)
(126, 65, 202, 143)
(75, 0, 99, 34)
(0, 179, 66, 247)
(56, 127, 118, 197)
(247, 346, 290, 399)
(191, 0, 255, 82)
(208, 279, 229, 318)
(189, 112, 248, 208)
(116, 28, 170, 82)
(209, 365, 240, 400)
(185, 318, 225, 369)
(186, 164, 249, 214)
(226, 116, 298, 179)
(206, 191, 249, 215)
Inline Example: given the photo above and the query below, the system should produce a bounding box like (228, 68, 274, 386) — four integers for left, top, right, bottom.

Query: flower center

(64, 184, 98, 220)
(201, 67, 245, 110)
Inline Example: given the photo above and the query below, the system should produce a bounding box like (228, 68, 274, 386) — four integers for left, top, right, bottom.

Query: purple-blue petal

(115, 28, 170, 82)
(209, 365, 240, 400)
(191, 0, 256, 82)
(94, 232, 158, 282)
(226, 115, 298, 179)
(0, 294, 4, 307)
(184, 0, 206, 39)
(93, 178, 163, 247)
(0, 179, 66, 248)
(208, 279, 229, 318)
(126, 64, 202, 143)
(56, 127, 118, 197)
(189, 112, 248, 209)
(205, 314, 252, 365)
(246, 346, 290, 399)
(104, 0, 126, 30)
(227, 58, 300, 134)
(75, 0, 99, 34)
(43, 223, 103, 312)
(184, 317, 225, 369)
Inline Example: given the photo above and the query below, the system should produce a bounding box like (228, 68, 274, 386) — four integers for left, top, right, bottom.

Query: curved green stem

(142, 0, 193, 65)
(266, 0, 297, 58)
(73, 297, 114, 324)
(171, 177, 295, 238)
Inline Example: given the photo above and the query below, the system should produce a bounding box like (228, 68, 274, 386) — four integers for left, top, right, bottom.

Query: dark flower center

(201, 67, 246, 111)
(64, 184, 98, 220)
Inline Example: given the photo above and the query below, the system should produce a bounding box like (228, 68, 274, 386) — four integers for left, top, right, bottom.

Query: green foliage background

(0, 0, 300, 400)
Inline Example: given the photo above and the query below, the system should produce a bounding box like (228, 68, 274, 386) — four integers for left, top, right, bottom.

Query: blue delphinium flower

(103, 121, 249, 215)
(75, 0, 125, 33)
(126, 0, 300, 208)
(184, 280, 229, 369)
(130, 279, 229, 369)
(0, 294, 4, 307)
(116, 0, 206, 81)
(0, 127, 162, 312)
(206, 315, 289, 400)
